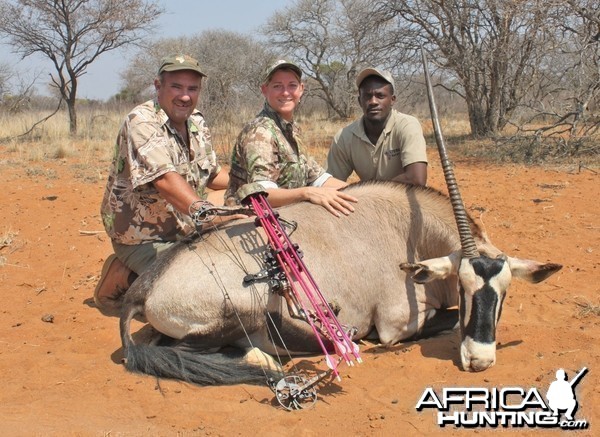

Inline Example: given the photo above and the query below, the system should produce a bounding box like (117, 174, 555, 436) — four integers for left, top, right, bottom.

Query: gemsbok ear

(506, 257, 563, 283)
(400, 252, 461, 284)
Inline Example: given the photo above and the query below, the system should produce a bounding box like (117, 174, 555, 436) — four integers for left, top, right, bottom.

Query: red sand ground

(0, 148, 598, 436)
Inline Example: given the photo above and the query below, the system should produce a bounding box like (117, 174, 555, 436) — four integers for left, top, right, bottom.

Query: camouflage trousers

(112, 240, 177, 275)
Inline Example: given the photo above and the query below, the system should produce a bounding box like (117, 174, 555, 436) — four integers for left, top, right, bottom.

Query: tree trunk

(467, 103, 490, 137)
(67, 98, 77, 135)
(67, 75, 78, 135)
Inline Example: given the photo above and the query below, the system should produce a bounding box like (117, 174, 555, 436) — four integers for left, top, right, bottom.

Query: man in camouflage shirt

(226, 60, 357, 217)
(95, 54, 239, 314)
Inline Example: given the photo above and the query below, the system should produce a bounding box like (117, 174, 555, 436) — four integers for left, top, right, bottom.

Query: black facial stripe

(461, 256, 507, 343)
(464, 284, 498, 343)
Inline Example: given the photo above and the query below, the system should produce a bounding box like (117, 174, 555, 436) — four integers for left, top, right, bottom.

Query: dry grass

(420, 117, 472, 140)
(0, 108, 124, 165)
(0, 228, 17, 250)
(1, 106, 597, 170)
(574, 297, 600, 319)
(0, 228, 19, 267)
(458, 135, 600, 166)
(296, 113, 349, 163)
(0, 106, 350, 167)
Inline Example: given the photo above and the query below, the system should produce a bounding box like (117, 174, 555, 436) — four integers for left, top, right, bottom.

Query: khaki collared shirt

(225, 103, 326, 204)
(326, 109, 427, 181)
(101, 99, 220, 245)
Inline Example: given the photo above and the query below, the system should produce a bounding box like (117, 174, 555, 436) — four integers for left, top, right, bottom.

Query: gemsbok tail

(119, 303, 279, 386)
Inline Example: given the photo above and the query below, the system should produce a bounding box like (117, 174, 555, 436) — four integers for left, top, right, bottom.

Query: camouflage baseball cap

(158, 54, 206, 77)
(263, 59, 302, 84)
(356, 67, 395, 93)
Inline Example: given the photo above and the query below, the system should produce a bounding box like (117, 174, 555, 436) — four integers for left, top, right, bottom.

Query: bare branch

(264, 0, 405, 119)
(0, 0, 164, 134)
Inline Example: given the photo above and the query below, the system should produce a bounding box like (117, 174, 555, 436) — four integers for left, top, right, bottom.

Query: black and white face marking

(459, 255, 512, 372)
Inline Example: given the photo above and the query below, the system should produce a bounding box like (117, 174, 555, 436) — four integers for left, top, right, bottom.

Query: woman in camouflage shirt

(225, 60, 357, 218)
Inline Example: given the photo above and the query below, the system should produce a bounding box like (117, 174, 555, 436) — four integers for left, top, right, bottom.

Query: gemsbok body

(119, 181, 562, 385)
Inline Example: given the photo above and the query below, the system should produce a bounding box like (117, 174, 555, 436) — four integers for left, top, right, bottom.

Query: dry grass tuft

(574, 298, 600, 318)
(0, 228, 18, 250)
(0, 228, 19, 267)
(25, 166, 58, 179)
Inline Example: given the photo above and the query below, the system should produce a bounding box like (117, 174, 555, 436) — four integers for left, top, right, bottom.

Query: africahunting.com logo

(415, 367, 589, 430)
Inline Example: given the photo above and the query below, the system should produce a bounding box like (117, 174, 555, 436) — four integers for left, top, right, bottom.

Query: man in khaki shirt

(326, 68, 428, 186)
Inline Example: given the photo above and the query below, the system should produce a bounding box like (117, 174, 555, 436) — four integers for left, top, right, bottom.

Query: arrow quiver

(243, 192, 361, 380)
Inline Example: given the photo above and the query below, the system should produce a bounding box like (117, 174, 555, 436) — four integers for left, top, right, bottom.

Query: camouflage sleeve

(203, 147, 221, 185)
(191, 114, 222, 181)
(238, 124, 281, 185)
(232, 182, 268, 204)
(304, 155, 327, 185)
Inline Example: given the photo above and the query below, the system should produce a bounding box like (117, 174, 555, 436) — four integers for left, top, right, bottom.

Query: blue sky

(0, 0, 292, 100)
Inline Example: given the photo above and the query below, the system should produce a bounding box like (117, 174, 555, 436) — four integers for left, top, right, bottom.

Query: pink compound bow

(246, 192, 361, 379)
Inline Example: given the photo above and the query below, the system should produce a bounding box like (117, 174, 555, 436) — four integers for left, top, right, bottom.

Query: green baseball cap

(263, 59, 302, 84)
(158, 54, 206, 77)
(356, 67, 395, 93)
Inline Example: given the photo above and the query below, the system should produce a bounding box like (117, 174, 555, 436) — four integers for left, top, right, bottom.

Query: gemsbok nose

(461, 338, 497, 372)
